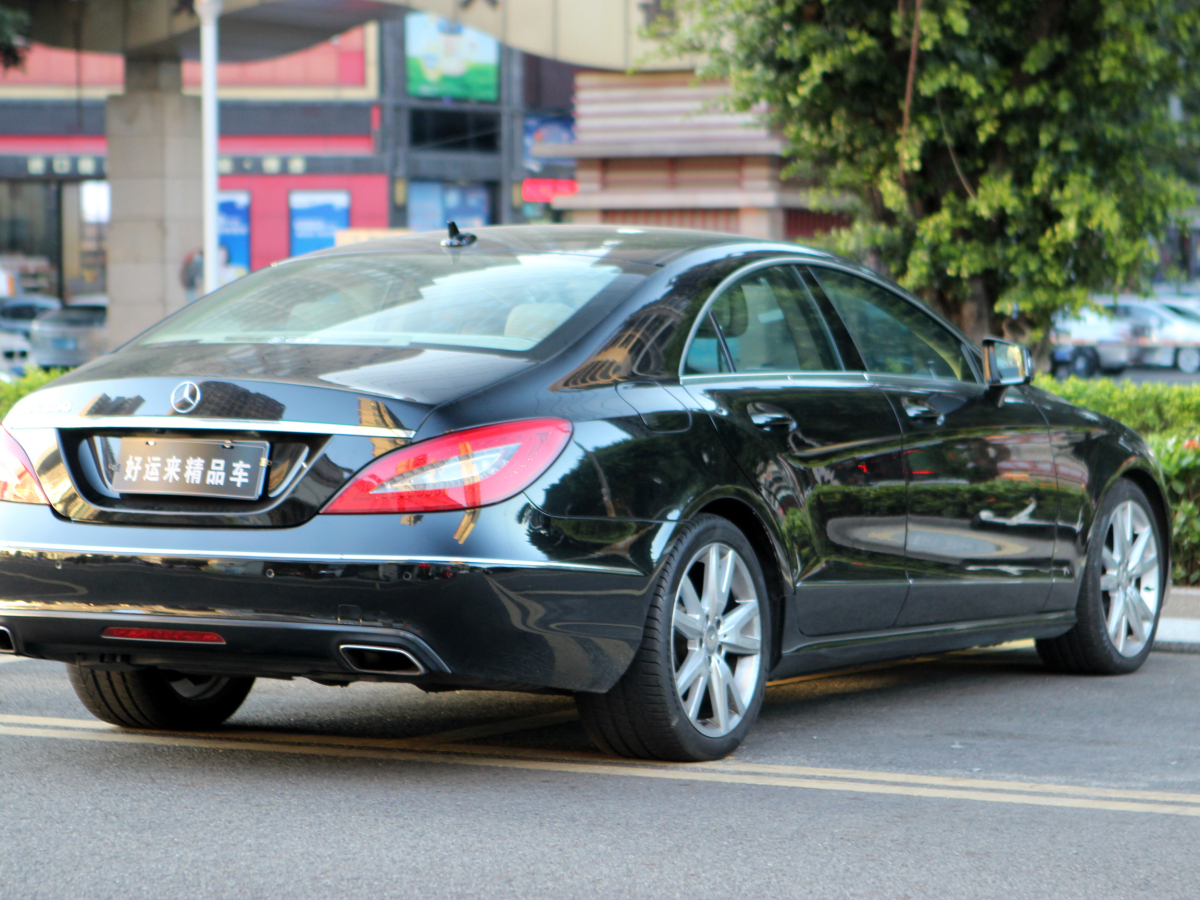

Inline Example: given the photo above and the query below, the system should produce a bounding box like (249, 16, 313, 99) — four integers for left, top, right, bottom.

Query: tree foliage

(667, 0, 1200, 342)
(0, 4, 28, 70)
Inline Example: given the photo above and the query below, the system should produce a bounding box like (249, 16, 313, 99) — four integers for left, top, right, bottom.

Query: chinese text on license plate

(112, 438, 269, 500)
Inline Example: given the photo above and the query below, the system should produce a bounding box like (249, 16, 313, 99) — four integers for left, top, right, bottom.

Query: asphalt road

(1, 641, 1199, 900)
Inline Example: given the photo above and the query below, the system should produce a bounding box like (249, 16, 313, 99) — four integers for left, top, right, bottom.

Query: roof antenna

(441, 220, 477, 248)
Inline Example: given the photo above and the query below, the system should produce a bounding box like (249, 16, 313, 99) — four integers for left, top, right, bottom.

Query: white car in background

(1110, 298, 1200, 373)
(1051, 308, 1137, 377)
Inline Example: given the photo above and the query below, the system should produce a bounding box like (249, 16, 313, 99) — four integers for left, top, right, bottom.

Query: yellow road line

(2, 719, 1200, 817)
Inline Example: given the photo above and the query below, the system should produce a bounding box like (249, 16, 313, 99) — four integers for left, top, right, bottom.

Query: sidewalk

(1159, 585, 1200, 652)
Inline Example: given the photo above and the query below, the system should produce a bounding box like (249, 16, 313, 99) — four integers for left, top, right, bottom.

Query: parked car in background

(0, 328, 30, 377)
(29, 297, 107, 370)
(1050, 308, 1136, 377)
(0, 266, 63, 339)
(1110, 298, 1200, 373)
(0, 296, 62, 338)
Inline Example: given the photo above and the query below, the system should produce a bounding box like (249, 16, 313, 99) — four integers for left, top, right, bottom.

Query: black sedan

(0, 226, 1169, 761)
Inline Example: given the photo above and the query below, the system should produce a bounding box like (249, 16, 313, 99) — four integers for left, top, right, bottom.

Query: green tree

(0, 4, 28, 70)
(666, 0, 1200, 344)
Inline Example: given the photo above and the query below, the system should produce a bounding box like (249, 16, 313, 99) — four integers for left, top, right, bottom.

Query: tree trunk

(957, 276, 992, 343)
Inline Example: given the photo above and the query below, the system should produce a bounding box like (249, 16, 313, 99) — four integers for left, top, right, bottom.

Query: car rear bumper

(0, 499, 662, 693)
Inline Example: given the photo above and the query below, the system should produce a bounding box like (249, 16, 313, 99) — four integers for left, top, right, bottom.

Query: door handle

(901, 396, 945, 426)
(747, 402, 797, 431)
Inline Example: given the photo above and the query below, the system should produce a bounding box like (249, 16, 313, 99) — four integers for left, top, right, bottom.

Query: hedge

(1030, 374, 1200, 436)
(0, 368, 64, 421)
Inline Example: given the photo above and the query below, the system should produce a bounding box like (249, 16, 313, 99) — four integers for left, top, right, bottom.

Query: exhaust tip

(340, 644, 424, 676)
(0, 626, 15, 654)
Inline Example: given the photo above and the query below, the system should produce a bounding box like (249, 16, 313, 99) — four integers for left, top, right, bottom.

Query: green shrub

(0, 368, 65, 422)
(1032, 374, 1200, 436)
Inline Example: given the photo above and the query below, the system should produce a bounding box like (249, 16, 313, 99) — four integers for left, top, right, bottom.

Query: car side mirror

(982, 338, 1032, 387)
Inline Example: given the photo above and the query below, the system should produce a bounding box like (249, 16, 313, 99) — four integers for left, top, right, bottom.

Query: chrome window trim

(3, 415, 415, 440)
(0, 541, 638, 575)
(679, 371, 869, 386)
(677, 256, 844, 380)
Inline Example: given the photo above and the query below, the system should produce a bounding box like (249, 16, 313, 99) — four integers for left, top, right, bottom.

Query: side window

(683, 313, 731, 374)
(811, 268, 978, 382)
(685, 266, 840, 374)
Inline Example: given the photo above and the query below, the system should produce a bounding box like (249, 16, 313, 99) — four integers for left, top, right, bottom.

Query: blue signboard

(407, 181, 490, 233)
(289, 190, 350, 256)
(217, 190, 250, 283)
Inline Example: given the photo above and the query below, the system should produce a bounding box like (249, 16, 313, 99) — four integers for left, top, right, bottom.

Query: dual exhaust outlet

(339, 643, 424, 676)
(0, 626, 13, 654)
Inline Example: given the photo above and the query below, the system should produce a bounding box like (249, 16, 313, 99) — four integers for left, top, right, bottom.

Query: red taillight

(0, 427, 48, 505)
(101, 627, 226, 644)
(323, 418, 572, 514)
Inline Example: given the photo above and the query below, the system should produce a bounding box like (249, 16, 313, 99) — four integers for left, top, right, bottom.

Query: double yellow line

(1, 711, 1197, 818)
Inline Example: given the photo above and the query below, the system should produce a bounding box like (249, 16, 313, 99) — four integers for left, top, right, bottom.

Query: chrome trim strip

(0, 541, 639, 575)
(680, 371, 869, 386)
(4, 415, 414, 440)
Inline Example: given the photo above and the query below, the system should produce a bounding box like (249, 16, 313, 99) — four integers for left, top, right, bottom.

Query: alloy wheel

(671, 542, 762, 738)
(1100, 500, 1161, 657)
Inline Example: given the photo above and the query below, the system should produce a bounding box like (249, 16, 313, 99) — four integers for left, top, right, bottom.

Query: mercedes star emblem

(170, 381, 202, 414)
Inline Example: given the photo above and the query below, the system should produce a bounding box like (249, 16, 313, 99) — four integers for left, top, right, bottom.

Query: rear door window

(685, 265, 841, 374)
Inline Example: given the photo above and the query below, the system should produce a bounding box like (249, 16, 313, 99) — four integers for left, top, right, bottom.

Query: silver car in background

(1051, 308, 1136, 377)
(29, 300, 107, 370)
(1110, 298, 1200, 373)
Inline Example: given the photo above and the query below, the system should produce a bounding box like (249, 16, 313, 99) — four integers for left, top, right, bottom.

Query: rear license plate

(50, 337, 77, 350)
(112, 438, 269, 500)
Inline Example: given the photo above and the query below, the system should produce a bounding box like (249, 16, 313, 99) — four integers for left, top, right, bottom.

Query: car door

(681, 262, 910, 639)
(808, 266, 1058, 626)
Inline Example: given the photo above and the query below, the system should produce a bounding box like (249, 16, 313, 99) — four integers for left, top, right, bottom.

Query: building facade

(0, 15, 577, 305)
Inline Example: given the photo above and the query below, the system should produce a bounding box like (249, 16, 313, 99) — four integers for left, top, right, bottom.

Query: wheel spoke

(1102, 546, 1119, 572)
(1131, 546, 1159, 578)
(717, 656, 747, 717)
(683, 668, 708, 721)
(1126, 529, 1151, 574)
(1115, 504, 1132, 559)
(679, 578, 703, 618)
(675, 649, 706, 695)
(1127, 598, 1148, 643)
(702, 545, 722, 618)
(720, 632, 761, 655)
(718, 601, 757, 638)
(707, 657, 730, 733)
(1099, 573, 1118, 592)
(674, 609, 704, 640)
(1128, 595, 1156, 638)
(1107, 593, 1126, 643)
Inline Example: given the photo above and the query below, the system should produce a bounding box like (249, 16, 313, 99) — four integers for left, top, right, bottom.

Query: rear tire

(1069, 347, 1099, 378)
(575, 514, 772, 761)
(1177, 347, 1200, 374)
(68, 665, 254, 729)
(1036, 480, 1164, 675)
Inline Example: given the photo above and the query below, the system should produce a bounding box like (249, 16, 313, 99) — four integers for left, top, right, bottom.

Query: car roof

(306, 224, 828, 267)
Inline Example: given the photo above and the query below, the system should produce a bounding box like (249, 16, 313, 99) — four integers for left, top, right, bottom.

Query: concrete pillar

(105, 57, 201, 347)
(738, 207, 784, 240)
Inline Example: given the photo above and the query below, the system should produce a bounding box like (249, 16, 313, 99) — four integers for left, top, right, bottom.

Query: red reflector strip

(101, 627, 226, 645)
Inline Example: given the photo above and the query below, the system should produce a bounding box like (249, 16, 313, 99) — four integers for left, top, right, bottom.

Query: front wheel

(69, 665, 254, 729)
(1037, 480, 1164, 674)
(575, 515, 772, 761)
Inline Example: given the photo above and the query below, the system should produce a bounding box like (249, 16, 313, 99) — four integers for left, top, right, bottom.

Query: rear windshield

(136, 252, 649, 356)
(43, 306, 106, 327)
